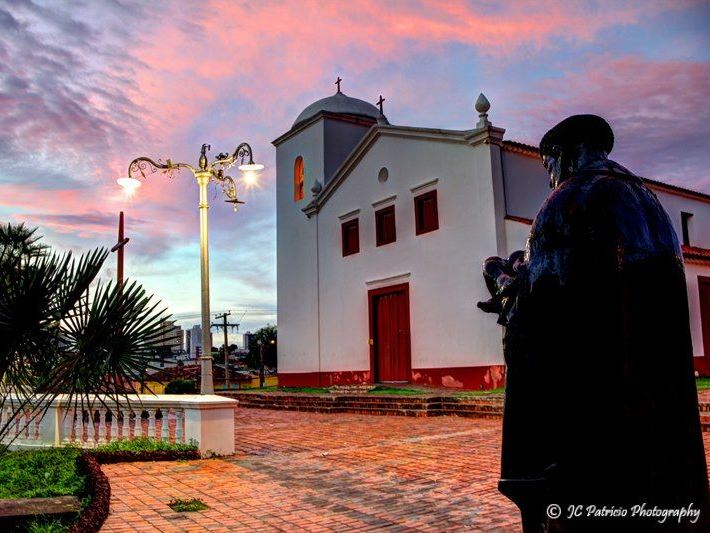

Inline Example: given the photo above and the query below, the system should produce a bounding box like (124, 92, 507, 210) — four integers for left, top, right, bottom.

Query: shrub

(89, 438, 200, 464)
(69, 454, 109, 533)
(93, 437, 197, 453)
(165, 379, 198, 394)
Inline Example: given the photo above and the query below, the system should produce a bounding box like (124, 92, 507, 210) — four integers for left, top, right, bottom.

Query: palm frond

(1, 226, 173, 445)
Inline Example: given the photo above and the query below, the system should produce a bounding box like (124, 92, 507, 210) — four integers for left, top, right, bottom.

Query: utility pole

(212, 312, 239, 391)
(110, 211, 130, 287)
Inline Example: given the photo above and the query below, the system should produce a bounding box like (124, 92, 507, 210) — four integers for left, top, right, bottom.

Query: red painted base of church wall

(410, 365, 506, 390)
(694, 356, 710, 377)
(278, 365, 506, 390)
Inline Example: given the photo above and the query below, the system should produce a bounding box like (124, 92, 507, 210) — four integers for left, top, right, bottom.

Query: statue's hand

(478, 251, 526, 323)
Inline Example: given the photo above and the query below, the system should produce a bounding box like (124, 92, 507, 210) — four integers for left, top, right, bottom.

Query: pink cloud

(507, 55, 710, 192)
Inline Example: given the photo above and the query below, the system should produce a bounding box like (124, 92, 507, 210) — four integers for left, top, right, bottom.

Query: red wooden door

(370, 284, 411, 382)
(700, 277, 710, 358)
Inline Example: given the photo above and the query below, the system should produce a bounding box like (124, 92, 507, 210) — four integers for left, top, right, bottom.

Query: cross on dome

(376, 95, 385, 114)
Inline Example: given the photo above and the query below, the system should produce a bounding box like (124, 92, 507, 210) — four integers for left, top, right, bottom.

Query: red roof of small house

(146, 364, 256, 382)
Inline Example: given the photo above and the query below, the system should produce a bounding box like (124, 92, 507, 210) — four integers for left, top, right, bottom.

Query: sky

(1, 0, 709, 344)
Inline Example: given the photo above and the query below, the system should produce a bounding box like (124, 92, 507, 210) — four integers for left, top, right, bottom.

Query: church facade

(274, 89, 710, 389)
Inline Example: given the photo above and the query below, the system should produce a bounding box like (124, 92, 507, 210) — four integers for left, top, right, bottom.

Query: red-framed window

(414, 190, 439, 235)
(375, 205, 396, 246)
(341, 218, 359, 257)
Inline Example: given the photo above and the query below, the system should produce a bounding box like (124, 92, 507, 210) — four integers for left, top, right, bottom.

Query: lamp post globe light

(118, 142, 264, 394)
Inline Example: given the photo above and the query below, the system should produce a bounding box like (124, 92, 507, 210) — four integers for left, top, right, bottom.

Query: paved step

(226, 392, 710, 430)
(225, 392, 505, 420)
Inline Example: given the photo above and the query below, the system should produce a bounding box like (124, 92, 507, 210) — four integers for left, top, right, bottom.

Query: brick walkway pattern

(101, 409, 710, 532)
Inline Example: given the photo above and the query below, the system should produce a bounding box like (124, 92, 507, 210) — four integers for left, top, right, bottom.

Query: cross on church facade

(376, 95, 385, 114)
(335, 76, 342, 93)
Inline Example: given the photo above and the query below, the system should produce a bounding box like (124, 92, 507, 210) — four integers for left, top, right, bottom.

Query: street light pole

(119, 143, 263, 395)
(196, 170, 213, 393)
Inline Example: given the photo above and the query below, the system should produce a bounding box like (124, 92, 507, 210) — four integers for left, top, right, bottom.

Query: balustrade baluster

(63, 408, 75, 444)
(120, 411, 129, 439)
(87, 410, 96, 445)
(175, 409, 184, 443)
(22, 410, 30, 439)
(136, 410, 150, 437)
(146, 408, 156, 438)
(160, 409, 169, 441)
(98, 409, 107, 443)
(31, 410, 39, 441)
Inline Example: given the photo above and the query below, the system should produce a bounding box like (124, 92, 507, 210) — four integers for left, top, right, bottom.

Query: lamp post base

(198, 355, 214, 394)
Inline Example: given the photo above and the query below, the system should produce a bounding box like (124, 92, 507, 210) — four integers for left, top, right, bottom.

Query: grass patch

(278, 386, 331, 394)
(240, 385, 506, 396)
(93, 437, 197, 453)
(368, 386, 426, 395)
(451, 387, 505, 397)
(697, 378, 710, 391)
(0, 448, 85, 533)
(27, 518, 68, 533)
(168, 497, 209, 512)
(0, 447, 84, 500)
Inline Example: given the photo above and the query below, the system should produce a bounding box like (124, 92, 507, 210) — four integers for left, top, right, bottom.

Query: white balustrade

(0, 394, 237, 455)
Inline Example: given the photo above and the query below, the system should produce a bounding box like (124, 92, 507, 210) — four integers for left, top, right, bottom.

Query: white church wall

(276, 121, 324, 375)
(501, 150, 549, 220)
(316, 134, 505, 381)
(504, 218, 531, 256)
(685, 262, 710, 358)
(652, 189, 710, 250)
(650, 191, 710, 364)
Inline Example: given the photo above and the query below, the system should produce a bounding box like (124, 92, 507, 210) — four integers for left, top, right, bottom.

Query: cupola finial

(475, 93, 491, 128)
(335, 76, 342, 93)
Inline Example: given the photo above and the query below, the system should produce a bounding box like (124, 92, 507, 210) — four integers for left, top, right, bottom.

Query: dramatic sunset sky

(1, 1, 709, 340)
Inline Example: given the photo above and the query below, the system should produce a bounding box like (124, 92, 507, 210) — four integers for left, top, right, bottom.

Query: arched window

(294, 156, 305, 201)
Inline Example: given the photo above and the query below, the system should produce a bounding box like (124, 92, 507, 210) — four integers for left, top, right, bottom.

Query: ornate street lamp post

(118, 142, 263, 394)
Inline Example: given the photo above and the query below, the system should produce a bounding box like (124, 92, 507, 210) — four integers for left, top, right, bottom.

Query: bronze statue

(479, 115, 709, 531)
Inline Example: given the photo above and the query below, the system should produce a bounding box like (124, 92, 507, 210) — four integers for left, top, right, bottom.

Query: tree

(247, 325, 277, 369)
(0, 222, 170, 445)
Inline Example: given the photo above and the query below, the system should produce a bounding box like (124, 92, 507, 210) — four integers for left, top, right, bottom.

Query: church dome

(293, 91, 383, 128)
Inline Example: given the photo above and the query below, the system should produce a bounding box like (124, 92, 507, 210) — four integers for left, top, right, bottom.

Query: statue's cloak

(501, 160, 709, 529)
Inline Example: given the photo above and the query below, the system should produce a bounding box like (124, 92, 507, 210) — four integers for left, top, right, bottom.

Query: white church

(274, 85, 710, 390)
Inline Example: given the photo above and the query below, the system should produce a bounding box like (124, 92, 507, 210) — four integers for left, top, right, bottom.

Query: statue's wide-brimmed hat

(539, 114, 614, 157)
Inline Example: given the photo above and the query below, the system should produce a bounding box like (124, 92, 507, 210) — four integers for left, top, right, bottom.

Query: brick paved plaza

(102, 408, 710, 532)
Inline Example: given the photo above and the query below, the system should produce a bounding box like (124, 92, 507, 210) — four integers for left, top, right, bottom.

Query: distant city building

(242, 331, 254, 351)
(189, 325, 213, 357)
(190, 325, 202, 358)
(184, 329, 191, 353)
(155, 321, 183, 355)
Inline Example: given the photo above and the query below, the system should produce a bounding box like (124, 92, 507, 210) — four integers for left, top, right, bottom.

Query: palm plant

(0, 223, 170, 445)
